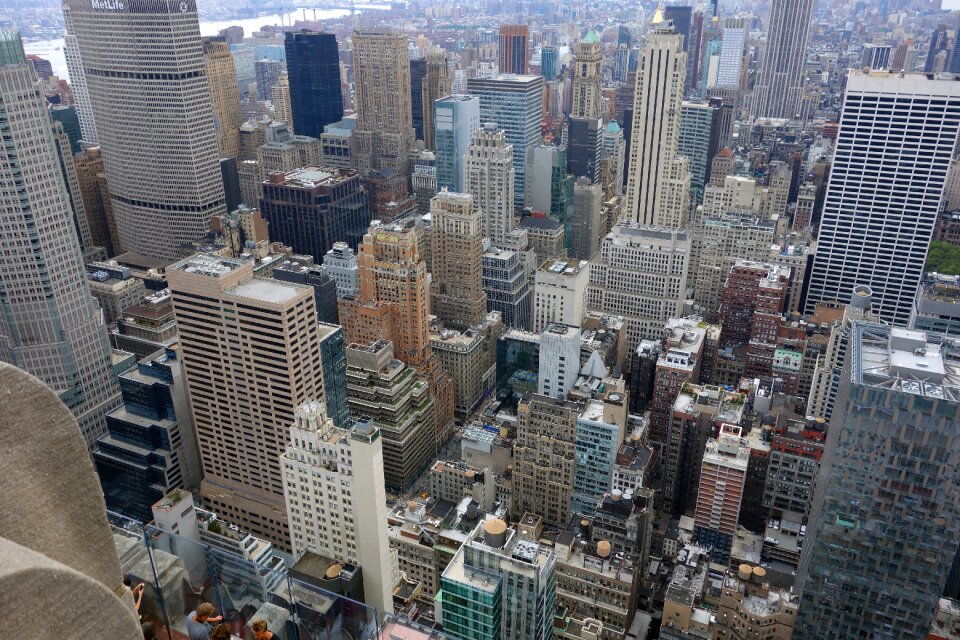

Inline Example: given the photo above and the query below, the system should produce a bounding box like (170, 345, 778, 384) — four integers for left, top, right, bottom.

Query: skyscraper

(467, 74, 544, 211)
(63, 18, 96, 143)
(435, 95, 481, 193)
(624, 19, 690, 227)
(63, 0, 227, 261)
(498, 24, 530, 75)
(678, 101, 720, 202)
(429, 191, 488, 329)
(281, 402, 394, 613)
(423, 49, 451, 151)
(541, 45, 558, 80)
(664, 5, 693, 52)
(203, 38, 243, 159)
(409, 56, 427, 142)
(693, 424, 749, 564)
(925, 25, 950, 73)
(795, 323, 960, 638)
(571, 32, 603, 119)
(464, 123, 516, 245)
(805, 72, 960, 326)
(714, 16, 748, 90)
(352, 30, 415, 176)
(284, 31, 344, 139)
(271, 73, 293, 128)
(749, 0, 815, 119)
(0, 31, 120, 450)
(168, 254, 324, 549)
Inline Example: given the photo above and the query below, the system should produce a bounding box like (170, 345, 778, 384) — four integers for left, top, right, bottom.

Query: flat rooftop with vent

(853, 324, 960, 401)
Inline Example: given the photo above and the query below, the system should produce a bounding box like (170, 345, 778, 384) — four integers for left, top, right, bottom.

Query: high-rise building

(412, 150, 438, 216)
(600, 122, 626, 199)
(587, 224, 691, 350)
(664, 5, 693, 52)
(410, 57, 427, 142)
(440, 519, 556, 640)
(467, 74, 544, 211)
(925, 25, 950, 73)
(352, 30, 415, 176)
(949, 28, 960, 74)
(323, 242, 359, 298)
(202, 38, 243, 159)
(805, 72, 960, 326)
(571, 386, 629, 516)
(50, 104, 82, 155)
(693, 424, 750, 564)
(435, 95, 481, 193)
(271, 73, 294, 129)
(795, 324, 960, 638)
(64, 28, 97, 143)
(429, 191, 488, 329)
(423, 49, 451, 151)
(714, 16, 748, 90)
(0, 31, 121, 450)
(678, 101, 720, 202)
(541, 45, 558, 80)
(571, 32, 603, 119)
(168, 254, 324, 549)
(624, 20, 690, 227)
(498, 24, 530, 75)
(318, 323, 351, 428)
(64, 0, 227, 261)
(259, 167, 371, 259)
(538, 323, 582, 400)
(749, 0, 814, 119)
(431, 312, 502, 418)
(284, 31, 344, 139)
(533, 258, 589, 333)
(567, 116, 603, 184)
(861, 43, 892, 71)
(514, 394, 581, 526)
(281, 402, 394, 613)
(647, 319, 709, 445)
(570, 179, 603, 261)
(464, 123, 516, 245)
(483, 244, 533, 330)
(344, 340, 435, 490)
(254, 58, 284, 101)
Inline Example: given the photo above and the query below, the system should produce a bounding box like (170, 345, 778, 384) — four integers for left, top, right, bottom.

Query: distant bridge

(279, 1, 393, 13)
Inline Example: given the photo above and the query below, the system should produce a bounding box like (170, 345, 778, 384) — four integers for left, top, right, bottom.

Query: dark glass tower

(410, 57, 427, 141)
(284, 31, 344, 139)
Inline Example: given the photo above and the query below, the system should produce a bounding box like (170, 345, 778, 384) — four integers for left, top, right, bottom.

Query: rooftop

(853, 323, 960, 400)
(172, 254, 245, 278)
(538, 257, 586, 277)
(231, 278, 302, 303)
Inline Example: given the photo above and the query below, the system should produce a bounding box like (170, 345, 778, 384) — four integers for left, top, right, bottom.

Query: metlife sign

(91, 0, 124, 8)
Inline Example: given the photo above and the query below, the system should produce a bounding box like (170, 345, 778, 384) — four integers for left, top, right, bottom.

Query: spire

(652, 1, 665, 25)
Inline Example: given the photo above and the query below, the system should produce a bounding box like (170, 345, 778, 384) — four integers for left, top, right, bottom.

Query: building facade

(285, 31, 344, 139)
(436, 95, 481, 193)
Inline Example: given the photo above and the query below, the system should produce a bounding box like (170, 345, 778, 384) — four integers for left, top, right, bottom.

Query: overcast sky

(942, 0, 960, 9)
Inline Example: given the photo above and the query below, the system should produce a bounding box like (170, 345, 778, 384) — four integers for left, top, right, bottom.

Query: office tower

(338, 219, 455, 446)
(431, 312, 502, 418)
(949, 28, 960, 74)
(50, 105, 82, 154)
(316, 323, 350, 428)
(285, 31, 344, 139)
(805, 72, 960, 326)
(467, 74, 544, 211)
(64, 0, 227, 261)
(273, 262, 339, 326)
(423, 49, 451, 150)
(796, 324, 960, 639)
(541, 45, 558, 80)
(483, 244, 533, 330)
(566, 116, 603, 183)
(0, 31, 120, 450)
(168, 254, 324, 549)
(94, 349, 201, 522)
(714, 16, 748, 90)
(111, 289, 179, 358)
(687, 7, 705, 93)
(254, 58, 283, 101)
(464, 123, 516, 244)
(762, 415, 826, 518)
(570, 180, 603, 260)
(429, 191, 488, 329)
(498, 24, 530, 74)
(440, 519, 556, 640)
(925, 25, 950, 73)
(259, 167, 371, 259)
(49, 121, 96, 259)
(412, 151, 437, 215)
(647, 319, 708, 445)
(571, 387, 629, 516)
(533, 258, 589, 332)
(538, 323, 582, 399)
(202, 38, 243, 159)
(323, 242, 360, 298)
(677, 101, 720, 202)
(85, 262, 145, 325)
(435, 95, 481, 193)
(693, 424, 749, 564)
(749, 0, 814, 119)
(861, 43, 892, 71)
(525, 143, 573, 222)
(352, 30, 415, 176)
(718, 262, 790, 378)
(410, 57, 427, 141)
(624, 21, 690, 227)
(63, 25, 96, 143)
(271, 73, 293, 128)
(344, 340, 435, 490)
(587, 224, 691, 350)
(571, 32, 603, 119)
(664, 5, 693, 52)
(281, 402, 394, 613)
(514, 393, 581, 526)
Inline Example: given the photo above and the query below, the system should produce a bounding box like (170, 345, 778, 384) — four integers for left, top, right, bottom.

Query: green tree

(926, 241, 960, 275)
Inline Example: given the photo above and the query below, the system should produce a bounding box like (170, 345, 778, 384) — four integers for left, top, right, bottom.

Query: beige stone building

(430, 312, 502, 419)
(714, 565, 798, 640)
(429, 191, 488, 330)
(203, 38, 243, 159)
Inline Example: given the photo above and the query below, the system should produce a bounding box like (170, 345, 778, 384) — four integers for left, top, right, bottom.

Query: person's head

(252, 619, 270, 639)
(141, 622, 157, 640)
(124, 576, 132, 588)
(196, 602, 217, 622)
(210, 623, 231, 640)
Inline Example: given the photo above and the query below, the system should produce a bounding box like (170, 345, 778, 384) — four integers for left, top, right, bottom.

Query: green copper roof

(581, 31, 600, 44)
(606, 121, 621, 133)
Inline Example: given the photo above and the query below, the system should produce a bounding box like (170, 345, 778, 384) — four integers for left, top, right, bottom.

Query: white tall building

(538, 323, 582, 399)
(624, 18, 690, 227)
(534, 258, 590, 333)
(281, 402, 394, 614)
(0, 31, 120, 450)
(323, 242, 360, 299)
(714, 16, 748, 90)
(63, 30, 96, 143)
(749, 0, 815, 119)
(464, 123, 516, 245)
(64, 0, 227, 260)
(805, 71, 960, 326)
